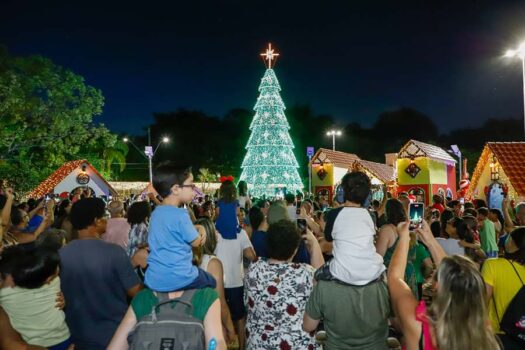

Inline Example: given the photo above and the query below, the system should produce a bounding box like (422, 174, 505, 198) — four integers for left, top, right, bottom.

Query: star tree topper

(260, 43, 279, 68)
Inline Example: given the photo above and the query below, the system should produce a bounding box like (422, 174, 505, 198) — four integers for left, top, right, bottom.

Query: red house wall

(396, 184, 431, 206)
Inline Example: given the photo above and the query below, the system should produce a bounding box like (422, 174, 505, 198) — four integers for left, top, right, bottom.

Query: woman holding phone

(376, 198, 419, 298)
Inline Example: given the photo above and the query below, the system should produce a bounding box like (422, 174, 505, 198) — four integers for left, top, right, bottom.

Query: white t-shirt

(436, 238, 465, 256)
(325, 207, 385, 285)
(214, 229, 253, 288)
(239, 196, 248, 209)
(286, 205, 298, 220)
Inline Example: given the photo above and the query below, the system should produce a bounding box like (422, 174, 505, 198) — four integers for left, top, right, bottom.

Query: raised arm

(377, 187, 388, 217)
(299, 207, 322, 236)
(1, 188, 14, 232)
(304, 228, 325, 269)
(387, 222, 420, 347)
(27, 200, 45, 220)
(147, 192, 162, 206)
(416, 220, 447, 266)
(32, 200, 55, 239)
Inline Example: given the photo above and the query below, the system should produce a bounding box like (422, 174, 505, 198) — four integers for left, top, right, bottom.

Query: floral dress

(244, 259, 319, 350)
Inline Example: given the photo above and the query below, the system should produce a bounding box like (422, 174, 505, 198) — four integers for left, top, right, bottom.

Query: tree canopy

(0, 48, 126, 192)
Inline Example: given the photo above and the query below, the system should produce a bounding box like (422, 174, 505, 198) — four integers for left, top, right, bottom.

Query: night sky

(2, 0, 525, 135)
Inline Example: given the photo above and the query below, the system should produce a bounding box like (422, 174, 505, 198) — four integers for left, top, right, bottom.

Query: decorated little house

(310, 148, 395, 200)
(396, 140, 457, 206)
(28, 160, 117, 198)
(468, 142, 525, 210)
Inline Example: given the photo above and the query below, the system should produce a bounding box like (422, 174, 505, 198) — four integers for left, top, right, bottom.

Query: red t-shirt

(431, 203, 445, 214)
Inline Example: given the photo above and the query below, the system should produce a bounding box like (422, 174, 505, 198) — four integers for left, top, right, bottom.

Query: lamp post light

(123, 134, 170, 183)
(326, 129, 342, 151)
(504, 43, 525, 138)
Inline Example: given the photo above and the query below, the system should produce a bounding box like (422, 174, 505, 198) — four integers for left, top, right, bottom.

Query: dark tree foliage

(122, 107, 523, 184)
(0, 48, 125, 191)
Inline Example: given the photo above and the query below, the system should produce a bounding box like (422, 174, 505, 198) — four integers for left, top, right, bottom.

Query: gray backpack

(128, 289, 205, 350)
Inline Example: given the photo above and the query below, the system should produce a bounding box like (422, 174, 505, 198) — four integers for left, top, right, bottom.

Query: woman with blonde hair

(388, 220, 500, 350)
(193, 217, 236, 345)
(376, 198, 419, 298)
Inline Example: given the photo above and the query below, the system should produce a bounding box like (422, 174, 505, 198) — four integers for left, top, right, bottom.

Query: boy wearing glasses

(144, 164, 216, 292)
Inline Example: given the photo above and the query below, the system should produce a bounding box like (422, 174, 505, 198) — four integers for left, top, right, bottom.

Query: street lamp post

(326, 129, 342, 151)
(123, 133, 170, 183)
(504, 43, 525, 138)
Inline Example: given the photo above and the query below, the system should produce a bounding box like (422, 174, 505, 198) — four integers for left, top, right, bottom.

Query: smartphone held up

(296, 218, 307, 235)
(408, 202, 424, 230)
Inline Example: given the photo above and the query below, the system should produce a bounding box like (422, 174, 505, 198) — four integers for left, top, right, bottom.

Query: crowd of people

(0, 165, 524, 349)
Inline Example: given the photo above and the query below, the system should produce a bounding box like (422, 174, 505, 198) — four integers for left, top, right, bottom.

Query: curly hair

(127, 201, 151, 226)
(341, 171, 371, 205)
(267, 219, 301, 261)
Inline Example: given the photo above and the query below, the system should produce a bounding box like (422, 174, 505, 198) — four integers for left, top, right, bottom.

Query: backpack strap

(492, 293, 500, 324)
(151, 290, 195, 319)
(173, 289, 197, 313)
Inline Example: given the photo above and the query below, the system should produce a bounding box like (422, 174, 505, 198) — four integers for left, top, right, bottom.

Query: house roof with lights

(469, 142, 525, 197)
(352, 159, 395, 184)
(310, 148, 361, 168)
(398, 140, 456, 164)
(28, 160, 117, 198)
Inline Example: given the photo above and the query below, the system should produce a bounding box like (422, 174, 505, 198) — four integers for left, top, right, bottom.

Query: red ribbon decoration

(220, 175, 234, 183)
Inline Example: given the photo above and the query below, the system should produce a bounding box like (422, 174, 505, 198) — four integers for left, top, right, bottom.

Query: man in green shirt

(303, 278, 390, 349)
(478, 207, 498, 258)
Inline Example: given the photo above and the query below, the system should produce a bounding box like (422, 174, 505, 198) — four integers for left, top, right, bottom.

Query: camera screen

(409, 203, 424, 229)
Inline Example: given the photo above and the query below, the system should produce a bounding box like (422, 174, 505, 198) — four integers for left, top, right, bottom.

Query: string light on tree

(240, 43, 303, 197)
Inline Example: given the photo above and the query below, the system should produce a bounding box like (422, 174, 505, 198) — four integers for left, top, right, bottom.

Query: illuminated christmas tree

(239, 44, 303, 197)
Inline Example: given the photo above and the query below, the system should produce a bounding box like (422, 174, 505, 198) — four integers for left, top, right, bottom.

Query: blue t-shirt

(59, 239, 140, 350)
(215, 200, 239, 239)
(252, 230, 269, 258)
(145, 206, 198, 291)
(25, 214, 43, 233)
(293, 240, 310, 264)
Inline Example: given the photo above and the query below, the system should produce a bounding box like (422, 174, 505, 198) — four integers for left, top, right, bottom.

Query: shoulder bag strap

(492, 293, 500, 324)
(507, 259, 525, 286)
